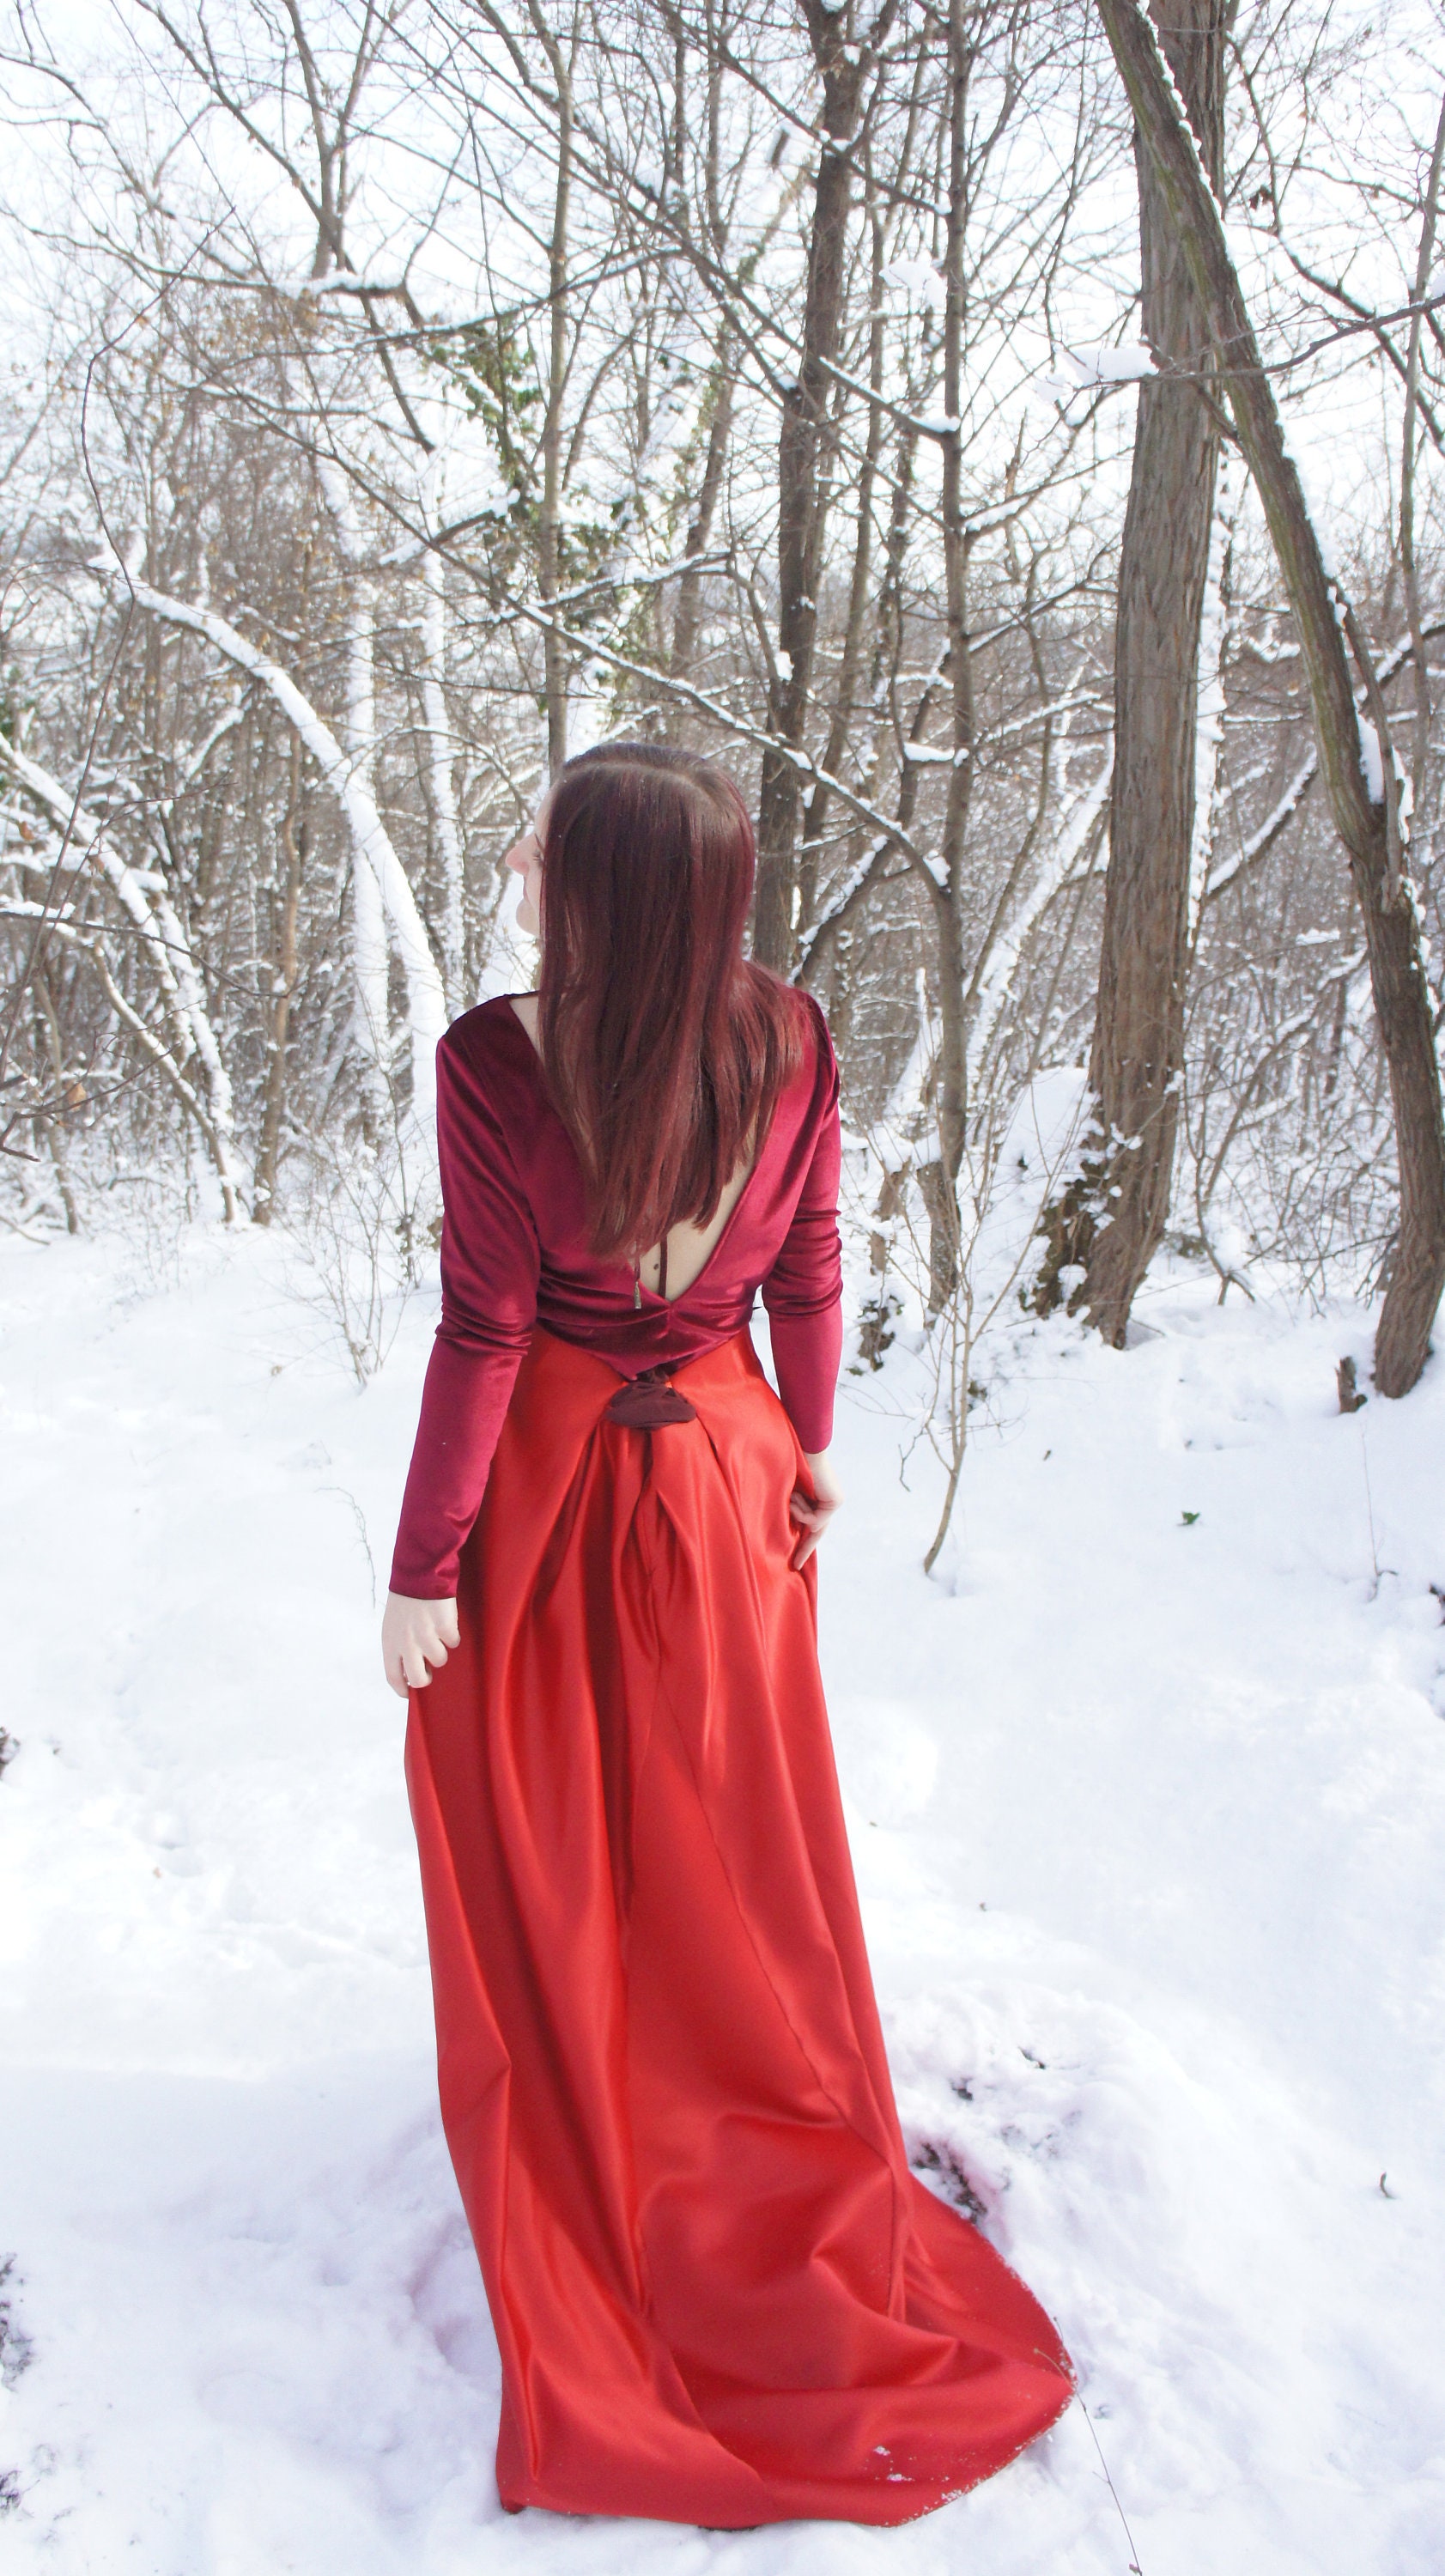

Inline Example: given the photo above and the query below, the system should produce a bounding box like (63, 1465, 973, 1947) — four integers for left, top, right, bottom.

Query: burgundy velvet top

(389, 992, 844, 1598)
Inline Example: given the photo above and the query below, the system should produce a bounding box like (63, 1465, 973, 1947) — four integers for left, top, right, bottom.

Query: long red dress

(392, 996, 1073, 2525)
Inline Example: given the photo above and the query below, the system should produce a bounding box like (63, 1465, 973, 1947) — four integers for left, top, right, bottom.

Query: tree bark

(671, 331, 735, 686)
(796, 198, 888, 933)
(1041, 0, 1229, 1342)
(1096, 0, 1445, 1396)
(532, 8, 575, 775)
(346, 580, 391, 1143)
(1399, 88, 1445, 825)
(253, 732, 306, 1224)
(753, 1, 895, 969)
(930, 0, 977, 1224)
(422, 537, 466, 1008)
(32, 963, 81, 1234)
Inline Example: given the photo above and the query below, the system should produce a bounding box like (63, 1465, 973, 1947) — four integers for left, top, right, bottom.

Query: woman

(383, 743, 1072, 2527)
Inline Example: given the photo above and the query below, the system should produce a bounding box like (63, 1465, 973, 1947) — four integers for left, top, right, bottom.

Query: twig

(1080, 2397, 1146, 2574)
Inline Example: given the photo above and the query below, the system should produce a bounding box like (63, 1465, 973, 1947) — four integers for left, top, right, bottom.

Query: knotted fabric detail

(604, 1365, 697, 1427)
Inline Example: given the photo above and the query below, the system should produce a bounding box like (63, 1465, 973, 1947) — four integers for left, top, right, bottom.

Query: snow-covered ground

(3, 1215, 1443, 2574)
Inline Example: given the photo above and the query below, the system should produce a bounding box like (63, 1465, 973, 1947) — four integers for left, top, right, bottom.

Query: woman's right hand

(382, 1593, 460, 1699)
(790, 1449, 843, 1570)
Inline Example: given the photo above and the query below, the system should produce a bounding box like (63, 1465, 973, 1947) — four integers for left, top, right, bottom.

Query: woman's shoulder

(798, 985, 836, 1067)
(747, 976, 837, 1164)
(440, 992, 536, 1066)
(434, 995, 543, 1138)
(744, 964, 836, 1083)
(786, 985, 839, 1112)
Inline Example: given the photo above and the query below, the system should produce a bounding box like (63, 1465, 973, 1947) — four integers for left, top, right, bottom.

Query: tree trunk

(796, 200, 888, 935)
(32, 963, 81, 1234)
(345, 581, 391, 1139)
(753, 1, 890, 969)
(932, 0, 975, 1201)
(1399, 88, 1445, 830)
(1040, 0, 1229, 1342)
(909, 0, 977, 1310)
(1096, 0, 1445, 1396)
(253, 734, 306, 1224)
(422, 538, 466, 1009)
(671, 331, 735, 686)
(538, 34, 574, 775)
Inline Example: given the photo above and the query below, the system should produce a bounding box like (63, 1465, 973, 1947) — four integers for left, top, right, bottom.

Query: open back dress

(390, 993, 1073, 2526)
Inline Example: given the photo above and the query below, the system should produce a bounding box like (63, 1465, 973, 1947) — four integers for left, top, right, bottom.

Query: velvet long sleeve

(762, 1030, 842, 1455)
(388, 1033, 540, 1599)
(390, 993, 844, 1600)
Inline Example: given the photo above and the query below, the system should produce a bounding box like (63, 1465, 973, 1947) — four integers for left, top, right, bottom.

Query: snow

(1283, 439, 1342, 585)
(1065, 344, 1156, 384)
(881, 258, 945, 315)
(1041, 346, 1156, 398)
(3, 1219, 1445, 2572)
(1188, 458, 1236, 933)
(968, 748, 1112, 1092)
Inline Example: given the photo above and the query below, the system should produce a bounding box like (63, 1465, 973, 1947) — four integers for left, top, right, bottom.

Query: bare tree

(752, 0, 898, 970)
(1097, 0, 1445, 1396)
(4, 0, 1438, 1478)
(1037, 0, 1232, 1346)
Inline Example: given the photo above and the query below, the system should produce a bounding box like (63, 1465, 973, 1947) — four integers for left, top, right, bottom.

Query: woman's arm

(765, 1003, 845, 1560)
(385, 1021, 540, 1687)
(762, 1005, 844, 1455)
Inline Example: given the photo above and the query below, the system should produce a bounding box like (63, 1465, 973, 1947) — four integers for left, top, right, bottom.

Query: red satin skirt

(405, 1325, 1073, 2524)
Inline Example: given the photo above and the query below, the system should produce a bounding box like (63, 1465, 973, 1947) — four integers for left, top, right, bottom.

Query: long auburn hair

(536, 742, 807, 1261)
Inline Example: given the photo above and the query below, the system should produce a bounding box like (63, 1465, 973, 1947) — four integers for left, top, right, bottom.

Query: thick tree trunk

(1096, 0, 1445, 1395)
(920, 0, 977, 1303)
(1040, 0, 1229, 1342)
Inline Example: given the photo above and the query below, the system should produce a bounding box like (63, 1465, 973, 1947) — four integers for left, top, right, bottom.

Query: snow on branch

(1203, 750, 1320, 904)
(127, 577, 447, 1122)
(967, 739, 1114, 1089)
(4, 738, 185, 1001)
(1189, 459, 1239, 933)
(1199, 616, 1445, 907)
(792, 833, 897, 976)
(1041, 343, 1157, 396)
(0, 907, 237, 1210)
(2, 737, 244, 1217)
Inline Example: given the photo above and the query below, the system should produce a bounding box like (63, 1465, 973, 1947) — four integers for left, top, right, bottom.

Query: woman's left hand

(382, 1591, 460, 1698)
(790, 1449, 843, 1569)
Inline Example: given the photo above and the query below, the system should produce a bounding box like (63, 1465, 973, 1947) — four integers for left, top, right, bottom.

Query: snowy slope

(2, 1221, 1442, 2575)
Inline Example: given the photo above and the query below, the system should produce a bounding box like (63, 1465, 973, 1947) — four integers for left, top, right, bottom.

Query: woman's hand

(790, 1449, 843, 1570)
(382, 1593, 460, 1699)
